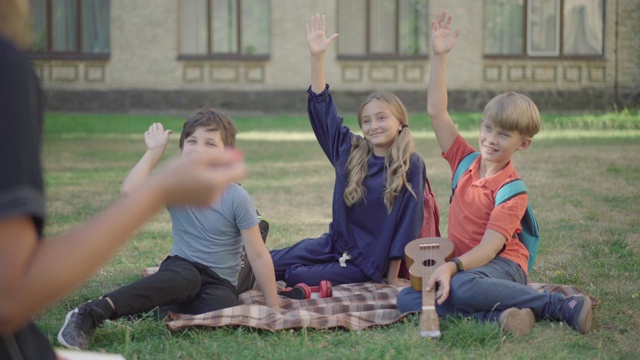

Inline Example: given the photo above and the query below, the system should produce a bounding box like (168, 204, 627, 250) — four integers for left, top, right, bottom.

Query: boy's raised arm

(121, 122, 173, 195)
(427, 11, 461, 154)
(307, 14, 338, 94)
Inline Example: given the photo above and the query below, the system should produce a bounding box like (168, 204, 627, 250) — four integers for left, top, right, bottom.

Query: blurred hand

(152, 148, 247, 206)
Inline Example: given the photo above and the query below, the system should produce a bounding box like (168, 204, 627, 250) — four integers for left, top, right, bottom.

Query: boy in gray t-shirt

(58, 108, 280, 350)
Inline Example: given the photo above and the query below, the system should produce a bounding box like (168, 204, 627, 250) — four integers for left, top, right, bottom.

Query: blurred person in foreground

(0, 1, 247, 358)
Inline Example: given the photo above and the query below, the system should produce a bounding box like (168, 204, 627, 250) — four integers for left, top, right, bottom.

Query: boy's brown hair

(483, 92, 541, 138)
(179, 107, 238, 149)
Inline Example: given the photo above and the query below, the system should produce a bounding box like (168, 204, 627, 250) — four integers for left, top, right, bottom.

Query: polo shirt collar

(469, 156, 516, 191)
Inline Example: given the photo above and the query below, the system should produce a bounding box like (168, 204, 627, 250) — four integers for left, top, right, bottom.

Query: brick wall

(35, 0, 639, 112)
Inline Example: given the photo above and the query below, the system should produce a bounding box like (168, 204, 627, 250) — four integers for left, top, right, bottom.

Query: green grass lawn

(38, 110, 640, 359)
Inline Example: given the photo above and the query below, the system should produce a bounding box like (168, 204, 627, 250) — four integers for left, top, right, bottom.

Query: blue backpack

(451, 152, 540, 272)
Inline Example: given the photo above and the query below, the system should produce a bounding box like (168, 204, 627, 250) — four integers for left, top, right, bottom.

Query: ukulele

(404, 237, 454, 338)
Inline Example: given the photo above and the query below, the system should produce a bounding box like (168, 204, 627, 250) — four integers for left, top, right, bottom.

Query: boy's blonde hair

(483, 92, 541, 138)
(344, 92, 417, 213)
(179, 107, 238, 149)
(0, 0, 32, 49)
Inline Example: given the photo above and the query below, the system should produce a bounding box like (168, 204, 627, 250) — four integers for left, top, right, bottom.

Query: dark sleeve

(306, 85, 354, 167)
(388, 154, 427, 259)
(0, 36, 46, 236)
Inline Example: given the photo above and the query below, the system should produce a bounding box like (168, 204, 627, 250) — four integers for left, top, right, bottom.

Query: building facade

(29, 0, 640, 114)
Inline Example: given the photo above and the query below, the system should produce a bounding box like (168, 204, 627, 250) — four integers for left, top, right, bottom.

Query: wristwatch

(451, 257, 464, 272)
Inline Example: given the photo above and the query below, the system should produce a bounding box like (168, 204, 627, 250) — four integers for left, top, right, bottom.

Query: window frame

(28, 0, 111, 60)
(336, 0, 429, 61)
(484, 0, 606, 60)
(177, 0, 270, 61)
(526, 0, 561, 57)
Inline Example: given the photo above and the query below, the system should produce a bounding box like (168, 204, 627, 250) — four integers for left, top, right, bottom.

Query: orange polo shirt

(443, 135, 530, 274)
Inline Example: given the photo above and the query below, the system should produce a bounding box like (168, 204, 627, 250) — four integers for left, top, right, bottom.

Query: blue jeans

(396, 257, 567, 322)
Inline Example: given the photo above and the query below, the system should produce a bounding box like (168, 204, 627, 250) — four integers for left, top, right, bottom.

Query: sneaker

(499, 308, 535, 337)
(559, 296, 592, 334)
(57, 302, 107, 349)
(278, 286, 308, 300)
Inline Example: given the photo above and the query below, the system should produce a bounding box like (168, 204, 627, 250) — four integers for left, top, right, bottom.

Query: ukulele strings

(421, 243, 436, 316)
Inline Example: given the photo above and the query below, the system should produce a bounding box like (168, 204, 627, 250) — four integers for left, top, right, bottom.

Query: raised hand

(306, 13, 338, 57)
(431, 10, 460, 56)
(144, 122, 172, 151)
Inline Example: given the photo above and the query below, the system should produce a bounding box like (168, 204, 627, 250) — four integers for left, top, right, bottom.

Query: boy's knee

(448, 273, 477, 304)
(397, 287, 421, 314)
(162, 265, 201, 296)
(181, 272, 202, 297)
(283, 264, 307, 286)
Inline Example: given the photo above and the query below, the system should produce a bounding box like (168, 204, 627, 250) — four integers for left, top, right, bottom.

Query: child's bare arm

(242, 226, 280, 309)
(121, 123, 173, 194)
(427, 11, 461, 154)
(455, 229, 507, 271)
(307, 13, 338, 94)
(386, 259, 410, 287)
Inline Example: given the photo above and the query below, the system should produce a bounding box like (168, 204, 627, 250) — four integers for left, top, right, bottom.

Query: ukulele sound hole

(422, 259, 436, 267)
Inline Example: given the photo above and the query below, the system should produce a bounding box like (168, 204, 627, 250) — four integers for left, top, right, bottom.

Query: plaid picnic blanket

(159, 278, 600, 332)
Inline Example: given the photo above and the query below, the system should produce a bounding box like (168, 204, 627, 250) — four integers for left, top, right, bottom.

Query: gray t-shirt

(168, 183, 258, 286)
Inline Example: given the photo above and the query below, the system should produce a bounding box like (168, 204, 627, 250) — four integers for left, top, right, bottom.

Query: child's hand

(426, 261, 456, 305)
(144, 122, 172, 151)
(387, 277, 411, 287)
(431, 10, 460, 56)
(306, 13, 338, 57)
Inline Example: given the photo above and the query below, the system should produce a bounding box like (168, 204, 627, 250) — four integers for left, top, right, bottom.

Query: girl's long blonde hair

(0, 0, 32, 49)
(344, 92, 417, 213)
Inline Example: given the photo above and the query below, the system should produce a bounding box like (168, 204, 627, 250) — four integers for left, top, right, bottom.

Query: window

(179, 0, 269, 59)
(29, 0, 110, 58)
(484, 0, 604, 57)
(337, 0, 429, 59)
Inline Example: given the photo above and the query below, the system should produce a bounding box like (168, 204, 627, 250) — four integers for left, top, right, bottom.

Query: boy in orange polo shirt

(396, 11, 592, 336)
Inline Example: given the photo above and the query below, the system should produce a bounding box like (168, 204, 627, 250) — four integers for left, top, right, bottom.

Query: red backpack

(399, 178, 441, 280)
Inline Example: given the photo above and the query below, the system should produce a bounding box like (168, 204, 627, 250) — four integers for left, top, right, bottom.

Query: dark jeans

(106, 255, 238, 318)
(397, 256, 567, 322)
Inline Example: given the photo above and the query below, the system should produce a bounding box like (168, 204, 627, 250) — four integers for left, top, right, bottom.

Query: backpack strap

(452, 152, 480, 190)
(450, 152, 480, 203)
(495, 179, 540, 273)
(495, 179, 527, 206)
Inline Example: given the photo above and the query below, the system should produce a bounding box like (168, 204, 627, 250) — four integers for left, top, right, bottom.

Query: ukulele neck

(420, 243, 441, 338)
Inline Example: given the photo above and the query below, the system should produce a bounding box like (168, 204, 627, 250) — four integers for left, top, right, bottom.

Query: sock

(92, 298, 116, 319)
